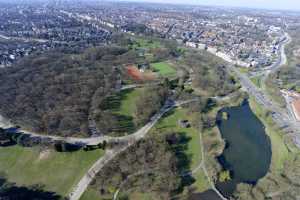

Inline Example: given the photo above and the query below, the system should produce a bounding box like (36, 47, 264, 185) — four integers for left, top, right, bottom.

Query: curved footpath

(0, 99, 197, 146)
(0, 96, 198, 200)
(0, 99, 176, 200)
(66, 99, 198, 200)
(112, 120, 228, 200)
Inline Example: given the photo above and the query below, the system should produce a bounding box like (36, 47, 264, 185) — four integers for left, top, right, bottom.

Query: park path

(68, 99, 198, 200)
(112, 118, 228, 200)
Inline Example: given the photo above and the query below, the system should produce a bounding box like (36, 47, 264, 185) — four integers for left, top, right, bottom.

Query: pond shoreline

(215, 100, 272, 198)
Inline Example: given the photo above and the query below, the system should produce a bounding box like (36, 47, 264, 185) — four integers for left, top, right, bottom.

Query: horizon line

(114, 0, 300, 13)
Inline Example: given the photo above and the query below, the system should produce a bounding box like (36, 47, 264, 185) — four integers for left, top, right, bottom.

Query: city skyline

(116, 0, 300, 11)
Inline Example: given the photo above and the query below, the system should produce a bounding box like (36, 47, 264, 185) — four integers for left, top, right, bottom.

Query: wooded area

(0, 46, 136, 137)
(181, 50, 237, 96)
(90, 133, 193, 200)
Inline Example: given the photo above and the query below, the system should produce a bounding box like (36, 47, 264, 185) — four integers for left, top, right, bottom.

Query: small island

(222, 112, 229, 120)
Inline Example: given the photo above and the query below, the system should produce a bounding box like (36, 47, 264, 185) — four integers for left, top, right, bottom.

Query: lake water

(216, 101, 272, 197)
(189, 190, 221, 200)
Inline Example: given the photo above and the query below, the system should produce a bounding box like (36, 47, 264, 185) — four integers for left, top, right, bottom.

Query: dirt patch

(126, 65, 155, 81)
(293, 48, 300, 57)
(38, 149, 51, 160)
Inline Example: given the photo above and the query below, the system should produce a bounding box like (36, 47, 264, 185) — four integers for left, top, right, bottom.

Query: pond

(215, 100, 272, 197)
(189, 189, 221, 200)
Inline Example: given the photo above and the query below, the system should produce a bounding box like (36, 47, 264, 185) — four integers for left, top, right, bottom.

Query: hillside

(0, 46, 134, 137)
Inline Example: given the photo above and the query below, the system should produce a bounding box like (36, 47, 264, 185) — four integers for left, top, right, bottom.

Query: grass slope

(0, 146, 104, 197)
(99, 88, 143, 135)
(151, 62, 177, 77)
(150, 108, 210, 192)
(151, 108, 201, 169)
(132, 38, 162, 50)
(117, 88, 143, 117)
(80, 188, 102, 200)
(250, 76, 262, 88)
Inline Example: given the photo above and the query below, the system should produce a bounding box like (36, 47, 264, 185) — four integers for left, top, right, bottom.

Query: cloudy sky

(118, 0, 300, 11)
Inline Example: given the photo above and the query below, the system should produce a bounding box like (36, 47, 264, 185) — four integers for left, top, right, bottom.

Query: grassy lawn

(150, 108, 212, 192)
(192, 170, 210, 192)
(237, 67, 250, 74)
(116, 88, 143, 117)
(0, 145, 104, 197)
(115, 88, 143, 134)
(151, 108, 202, 169)
(151, 62, 177, 77)
(101, 88, 144, 135)
(250, 76, 262, 88)
(132, 38, 162, 49)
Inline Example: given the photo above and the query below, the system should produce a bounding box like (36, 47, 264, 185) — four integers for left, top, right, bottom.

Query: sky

(118, 0, 300, 11)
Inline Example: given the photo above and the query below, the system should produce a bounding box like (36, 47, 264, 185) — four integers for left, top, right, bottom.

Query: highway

(208, 31, 300, 148)
(227, 63, 300, 148)
(249, 32, 291, 78)
(0, 33, 67, 44)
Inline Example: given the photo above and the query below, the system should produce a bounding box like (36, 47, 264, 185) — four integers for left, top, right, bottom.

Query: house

(186, 41, 197, 48)
(178, 119, 191, 128)
(197, 43, 207, 50)
(137, 63, 149, 72)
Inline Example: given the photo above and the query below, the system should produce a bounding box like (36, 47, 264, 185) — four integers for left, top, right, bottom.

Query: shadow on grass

(99, 89, 137, 135)
(100, 89, 134, 111)
(166, 132, 195, 194)
(0, 176, 62, 200)
(111, 114, 135, 134)
(154, 109, 176, 130)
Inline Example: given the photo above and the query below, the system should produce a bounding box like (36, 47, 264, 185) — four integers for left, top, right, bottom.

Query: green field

(151, 108, 202, 169)
(114, 88, 143, 134)
(101, 88, 144, 135)
(151, 62, 177, 77)
(250, 76, 262, 88)
(192, 170, 210, 192)
(132, 38, 162, 49)
(80, 188, 102, 200)
(0, 146, 104, 197)
(238, 67, 250, 74)
(150, 108, 211, 192)
(117, 88, 143, 117)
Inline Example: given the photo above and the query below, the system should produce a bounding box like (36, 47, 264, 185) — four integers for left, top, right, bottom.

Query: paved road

(1, 99, 198, 146)
(210, 31, 300, 148)
(203, 33, 300, 148)
(249, 32, 291, 78)
(197, 125, 227, 200)
(112, 116, 228, 200)
(68, 99, 198, 200)
(120, 83, 159, 91)
(227, 64, 300, 148)
(0, 33, 67, 44)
